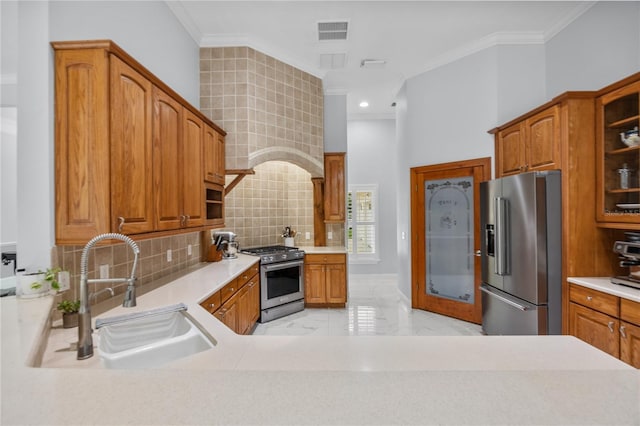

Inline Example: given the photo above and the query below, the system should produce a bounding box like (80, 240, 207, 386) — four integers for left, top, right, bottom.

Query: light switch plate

(99, 264, 109, 279)
(328, 231, 333, 240)
(167, 249, 172, 262)
(58, 271, 70, 292)
(305, 232, 311, 240)
(187, 244, 192, 256)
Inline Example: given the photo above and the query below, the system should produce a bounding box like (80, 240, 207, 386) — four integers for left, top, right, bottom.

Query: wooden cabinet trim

(488, 91, 596, 135)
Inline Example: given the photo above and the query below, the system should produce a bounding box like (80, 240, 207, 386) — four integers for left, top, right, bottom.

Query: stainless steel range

(240, 245, 305, 323)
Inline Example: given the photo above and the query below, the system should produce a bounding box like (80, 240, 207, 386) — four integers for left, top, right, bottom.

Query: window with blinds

(347, 185, 379, 262)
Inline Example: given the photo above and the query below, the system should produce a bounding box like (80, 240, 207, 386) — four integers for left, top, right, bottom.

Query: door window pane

(425, 177, 474, 304)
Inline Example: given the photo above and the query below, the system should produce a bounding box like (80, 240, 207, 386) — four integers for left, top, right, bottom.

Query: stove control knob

(281, 254, 287, 260)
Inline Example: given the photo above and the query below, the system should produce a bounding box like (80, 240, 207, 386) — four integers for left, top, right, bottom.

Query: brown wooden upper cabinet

(494, 105, 560, 177)
(204, 125, 226, 186)
(595, 73, 640, 229)
(52, 40, 226, 245)
(153, 89, 205, 231)
(324, 153, 346, 223)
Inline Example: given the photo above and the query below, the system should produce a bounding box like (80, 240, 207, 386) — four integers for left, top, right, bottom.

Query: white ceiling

(167, 1, 595, 118)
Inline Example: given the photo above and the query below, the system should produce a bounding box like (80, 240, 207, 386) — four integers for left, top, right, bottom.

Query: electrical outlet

(58, 271, 70, 291)
(99, 264, 109, 279)
(328, 231, 333, 240)
(305, 232, 311, 240)
(187, 244, 192, 256)
(167, 249, 172, 262)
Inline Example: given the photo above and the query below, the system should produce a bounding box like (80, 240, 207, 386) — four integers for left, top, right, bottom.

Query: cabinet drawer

(621, 298, 640, 326)
(200, 291, 221, 314)
(305, 253, 346, 264)
(220, 279, 239, 304)
(569, 284, 619, 317)
(237, 264, 259, 287)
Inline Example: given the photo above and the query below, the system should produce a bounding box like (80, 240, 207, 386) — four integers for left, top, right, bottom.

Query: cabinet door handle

(118, 216, 125, 232)
(608, 321, 615, 333)
(586, 296, 593, 301)
(209, 303, 216, 310)
(620, 325, 627, 338)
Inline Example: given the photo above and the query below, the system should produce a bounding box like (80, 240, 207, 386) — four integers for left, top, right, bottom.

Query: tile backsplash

(51, 232, 201, 305)
(225, 161, 314, 248)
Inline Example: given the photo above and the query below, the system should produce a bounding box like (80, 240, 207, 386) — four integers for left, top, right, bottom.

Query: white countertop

(568, 277, 640, 302)
(2, 259, 639, 425)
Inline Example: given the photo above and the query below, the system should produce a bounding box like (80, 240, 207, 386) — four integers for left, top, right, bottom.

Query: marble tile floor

(253, 274, 483, 336)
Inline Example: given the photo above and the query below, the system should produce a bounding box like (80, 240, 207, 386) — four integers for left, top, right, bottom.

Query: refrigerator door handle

(494, 197, 509, 276)
(480, 285, 528, 311)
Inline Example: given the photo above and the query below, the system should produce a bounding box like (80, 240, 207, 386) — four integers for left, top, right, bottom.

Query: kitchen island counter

(2, 264, 639, 425)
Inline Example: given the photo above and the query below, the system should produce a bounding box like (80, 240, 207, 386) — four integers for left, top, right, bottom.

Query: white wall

(1, 108, 17, 247)
(323, 94, 348, 152)
(395, 84, 410, 298)
(50, 1, 199, 106)
(13, 1, 199, 270)
(394, 2, 640, 301)
(16, 1, 52, 271)
(546, 2, 640, 97)
(496, 44, 547, 124)
(395, 48, 499, 299)
(347, 119, 397, 274)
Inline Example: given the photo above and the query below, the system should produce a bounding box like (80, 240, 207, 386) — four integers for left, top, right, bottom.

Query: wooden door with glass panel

(410, 158, 491, 324)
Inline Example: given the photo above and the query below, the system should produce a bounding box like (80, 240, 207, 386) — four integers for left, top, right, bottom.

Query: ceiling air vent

(318, 21, 349, 41)
(319, 53, 347, 69)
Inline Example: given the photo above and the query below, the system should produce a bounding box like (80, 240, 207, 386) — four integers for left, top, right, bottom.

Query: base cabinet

(201, 263, 260, 335)
(304, 254, 347, 307)
(569, 302, 619, 358)
(568, 283, 640, 368)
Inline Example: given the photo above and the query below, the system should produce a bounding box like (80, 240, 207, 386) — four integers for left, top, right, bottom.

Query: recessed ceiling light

(359, 101, 369, 108)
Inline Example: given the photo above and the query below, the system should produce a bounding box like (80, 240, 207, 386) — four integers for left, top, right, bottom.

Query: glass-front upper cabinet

(596, 75, 640, 229)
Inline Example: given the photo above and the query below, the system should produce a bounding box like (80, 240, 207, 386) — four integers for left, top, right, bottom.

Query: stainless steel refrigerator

(480, 170, 562, 335)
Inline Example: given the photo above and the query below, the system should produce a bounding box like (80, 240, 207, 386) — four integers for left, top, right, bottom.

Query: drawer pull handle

(608, 321, 615, 333)
(620, 325, 627, 338)
(118, 216, 125, 232)
(586, 296, 593, 301)
(209, 303, 215, 309)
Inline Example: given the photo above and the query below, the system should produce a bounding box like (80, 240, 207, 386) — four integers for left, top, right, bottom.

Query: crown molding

(410, 30, 545, 79)
(164, 0, 202, 45)
(200, 33, 325, 79)
(544, 1, 597, 42)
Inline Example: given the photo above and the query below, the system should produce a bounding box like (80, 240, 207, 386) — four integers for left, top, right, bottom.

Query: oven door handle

(261, 260, 303, 272)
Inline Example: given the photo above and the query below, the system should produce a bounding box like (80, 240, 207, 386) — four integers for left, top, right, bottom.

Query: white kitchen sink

(97, 307, 215, 369)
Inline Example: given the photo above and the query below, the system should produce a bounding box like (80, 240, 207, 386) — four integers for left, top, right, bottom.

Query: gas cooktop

(241, 245, 304, 264)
